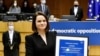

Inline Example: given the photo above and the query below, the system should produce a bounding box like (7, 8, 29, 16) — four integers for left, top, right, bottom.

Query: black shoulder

(25, 33, 35, 40)
(25, 33, 33, 38)
(14, 31, 20, 33)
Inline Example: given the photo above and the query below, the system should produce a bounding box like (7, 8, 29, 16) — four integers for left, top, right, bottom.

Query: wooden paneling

(20, 42, 25, 52)
(14, 21, 33, 32)
(0, 52, 3, 56)
(20, 33, 32, 42)
(0, 22, 8, 32)
(3, 0, 88, 20)
(39, 0, 88, 20)
(89, 46, 100, 56)
(0, 42, 3, 51)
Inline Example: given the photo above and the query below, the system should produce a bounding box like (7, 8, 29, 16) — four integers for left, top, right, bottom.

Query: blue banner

(50, 21, 100, 45)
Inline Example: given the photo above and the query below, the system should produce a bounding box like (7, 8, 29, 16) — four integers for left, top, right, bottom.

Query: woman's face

(35, 15, 47, 31)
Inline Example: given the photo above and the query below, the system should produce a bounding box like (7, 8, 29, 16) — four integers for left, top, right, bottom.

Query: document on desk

(55, 36, 88, 56)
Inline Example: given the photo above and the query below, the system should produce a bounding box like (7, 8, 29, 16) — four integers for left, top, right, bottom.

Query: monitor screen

(23, 13, 34, 20)
(3, 15, 17, 21)
(61, 15, 76, 21)
(0, 13, 6, 20)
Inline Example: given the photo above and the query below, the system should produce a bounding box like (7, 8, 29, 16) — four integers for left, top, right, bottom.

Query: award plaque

(55, 36, 88, 56)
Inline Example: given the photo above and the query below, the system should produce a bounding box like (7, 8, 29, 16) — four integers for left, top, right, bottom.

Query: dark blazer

(30, 7, 37, 13)
(21, 6, 31, 13)
(25, 31, 56, 56)
(37, 4, 50, 18)
(0, 4, 7, 13)
(70, 6, 83, 21)
(2, 31, 21, 56)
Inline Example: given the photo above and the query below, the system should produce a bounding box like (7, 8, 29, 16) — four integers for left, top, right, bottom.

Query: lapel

(72, 7, 75, 14)
(46, 32, 51, 46)
(7, 31, 10, 41)
(43, 5, 46, 11)
(40, 5, 46, 13)
(36, 32, 49, 46)
(40, 5, 42, 11)
(77, 7, 79, 15)
(12, 31, 15, 43)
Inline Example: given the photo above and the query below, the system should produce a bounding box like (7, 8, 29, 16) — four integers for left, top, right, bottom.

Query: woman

(25, 12, 56, 56)
(30, 3, 37, 13)
(21, 1, 30, 13)
(8, 0, 21, 13)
